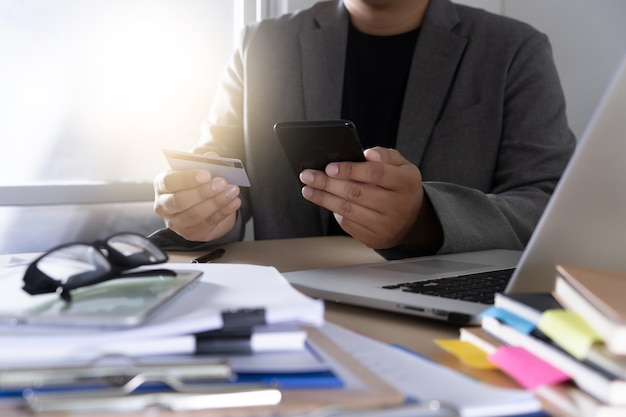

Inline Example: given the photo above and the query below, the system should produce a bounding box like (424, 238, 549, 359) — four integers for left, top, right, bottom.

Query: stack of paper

(0, 262, 324, 363)
(0, 261, 330, 412)
(0, 258, 553, 416)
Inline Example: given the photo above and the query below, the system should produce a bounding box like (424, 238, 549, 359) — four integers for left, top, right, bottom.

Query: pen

(191, 248, 225, 264)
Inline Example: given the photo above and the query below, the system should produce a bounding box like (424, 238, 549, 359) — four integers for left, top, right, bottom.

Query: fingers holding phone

(294, 138, 425, 249)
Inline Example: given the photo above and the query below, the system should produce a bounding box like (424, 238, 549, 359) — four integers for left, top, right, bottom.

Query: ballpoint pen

(191, 248, 226, 264)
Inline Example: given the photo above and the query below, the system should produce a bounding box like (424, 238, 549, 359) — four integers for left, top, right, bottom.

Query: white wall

(503, 0, 626, 140)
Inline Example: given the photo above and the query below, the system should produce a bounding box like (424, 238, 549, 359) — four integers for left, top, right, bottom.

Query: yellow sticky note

(539, 310, 602, 359)
(435, 339, 498, 369)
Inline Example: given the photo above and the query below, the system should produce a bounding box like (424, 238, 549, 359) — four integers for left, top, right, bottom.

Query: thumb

(365, 147, 408, 166)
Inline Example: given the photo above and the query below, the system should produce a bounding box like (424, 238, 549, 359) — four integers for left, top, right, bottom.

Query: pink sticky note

(488, 346, 570, 390)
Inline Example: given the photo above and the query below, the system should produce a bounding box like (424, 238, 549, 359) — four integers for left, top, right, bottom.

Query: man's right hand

(153, 169, 241, 242)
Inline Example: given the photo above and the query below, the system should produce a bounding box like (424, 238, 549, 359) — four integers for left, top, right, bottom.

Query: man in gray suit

(152, 0, 575, 260)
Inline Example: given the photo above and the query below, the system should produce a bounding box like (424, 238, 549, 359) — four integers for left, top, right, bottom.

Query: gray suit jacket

(152, 0, 575, 259)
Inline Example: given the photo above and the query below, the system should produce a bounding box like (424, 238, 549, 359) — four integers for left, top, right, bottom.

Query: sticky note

(488, 346, 570, 390)
(480, 307, 536, 335)
(435, 339, 498, 369)
(539, 310, 602, 360)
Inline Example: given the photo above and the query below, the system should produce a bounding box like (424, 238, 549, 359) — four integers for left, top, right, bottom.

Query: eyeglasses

(22, 233, 172, 302)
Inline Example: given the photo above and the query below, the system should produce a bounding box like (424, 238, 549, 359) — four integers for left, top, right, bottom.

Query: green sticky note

(539, 310, 602, 359)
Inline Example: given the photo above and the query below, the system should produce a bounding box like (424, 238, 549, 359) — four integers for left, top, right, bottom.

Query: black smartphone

(274, 120, 365, 179)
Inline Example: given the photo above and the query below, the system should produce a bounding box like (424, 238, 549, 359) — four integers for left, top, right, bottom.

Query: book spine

(555, 277, 626, 355)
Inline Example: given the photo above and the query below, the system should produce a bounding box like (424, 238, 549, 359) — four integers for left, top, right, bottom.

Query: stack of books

(458, 264, 626, 417)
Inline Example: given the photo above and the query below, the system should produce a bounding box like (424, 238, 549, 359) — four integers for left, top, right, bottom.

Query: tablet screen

(0, 268, 202, 328)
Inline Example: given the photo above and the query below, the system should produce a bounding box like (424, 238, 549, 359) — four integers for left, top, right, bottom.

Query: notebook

(283, 54, 626, 325)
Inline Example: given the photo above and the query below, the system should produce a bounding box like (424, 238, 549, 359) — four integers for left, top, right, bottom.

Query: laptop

(284, 54, 626, 325)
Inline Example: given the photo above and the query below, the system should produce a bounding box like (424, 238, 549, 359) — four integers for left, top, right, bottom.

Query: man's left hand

(299, 147, 424, 249)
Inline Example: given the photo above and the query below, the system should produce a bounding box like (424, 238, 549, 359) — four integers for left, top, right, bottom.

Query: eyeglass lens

(107, 234, 167, 265)
(36, 244, 111, 283)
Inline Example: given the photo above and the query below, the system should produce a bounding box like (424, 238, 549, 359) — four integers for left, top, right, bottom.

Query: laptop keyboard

(381, 268, 515, 305)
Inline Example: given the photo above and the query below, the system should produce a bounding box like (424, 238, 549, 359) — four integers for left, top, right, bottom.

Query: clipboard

(162, 326, 407, 416)
(267, 325, 407, 414)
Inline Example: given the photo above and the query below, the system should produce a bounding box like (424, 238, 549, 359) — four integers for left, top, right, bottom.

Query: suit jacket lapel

(396, 0, 467, 165)
(299, 2, 349, 232)
(300, 2, 348, 121)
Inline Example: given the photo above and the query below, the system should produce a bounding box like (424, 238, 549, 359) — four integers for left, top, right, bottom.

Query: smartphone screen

(274, 120, 365, 179)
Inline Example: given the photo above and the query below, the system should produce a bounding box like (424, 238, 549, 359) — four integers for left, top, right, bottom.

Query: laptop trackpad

(369, 259, 488, 276)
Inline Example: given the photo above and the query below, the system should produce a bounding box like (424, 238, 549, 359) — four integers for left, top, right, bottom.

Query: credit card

(162, 149, 251, 187)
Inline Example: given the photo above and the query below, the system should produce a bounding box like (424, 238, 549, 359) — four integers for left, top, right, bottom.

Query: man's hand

(153, 168, 241, 242)
(299, 147, 435, 249)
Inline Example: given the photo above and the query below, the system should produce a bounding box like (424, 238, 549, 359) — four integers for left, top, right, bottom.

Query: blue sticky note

(480, 307, 537, 334)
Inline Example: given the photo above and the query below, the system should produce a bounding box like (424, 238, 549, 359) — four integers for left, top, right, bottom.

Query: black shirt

(341, 23, 420, 149)
(329, 23, 420, 235)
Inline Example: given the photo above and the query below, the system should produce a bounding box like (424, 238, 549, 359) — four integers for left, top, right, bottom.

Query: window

(0, 0, 234, 185)
(0, 0, 237, 252)
(0, 0, 316, 252)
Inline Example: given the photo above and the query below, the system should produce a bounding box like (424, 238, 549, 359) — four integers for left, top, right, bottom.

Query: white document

(320, 323, 543, 417)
